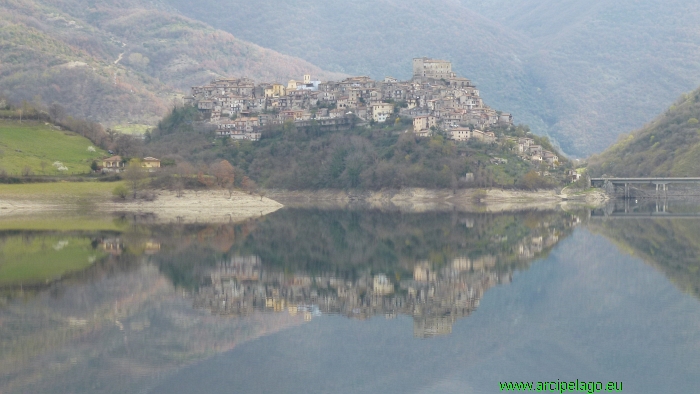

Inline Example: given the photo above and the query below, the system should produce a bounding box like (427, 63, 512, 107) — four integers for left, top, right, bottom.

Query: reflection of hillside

(190, 209, 582, 338)
(0, 262, 302, 394)
(589, 219, 700, 299)
(229, 209, 582, 273)
(0, 209, 586, 392)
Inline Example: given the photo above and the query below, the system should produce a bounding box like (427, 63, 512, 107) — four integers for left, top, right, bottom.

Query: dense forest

(588, 86, 700, 177)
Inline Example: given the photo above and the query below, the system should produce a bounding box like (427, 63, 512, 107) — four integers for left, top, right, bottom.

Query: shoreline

(0, 185, 609, 220)
(0, 189, 284, 224)
(265, 187, 609, 212)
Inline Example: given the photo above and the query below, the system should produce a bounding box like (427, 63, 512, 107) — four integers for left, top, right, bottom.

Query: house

(412, 57, 454, 80)
(543, 151, 559, 165)
(142, 157, 161, 170)
(413, 115, 437, 134)
(337, 96, 350, 109)
(528, 145, 543, 155)
(498, 112, 513, 125)
(371, 102, 394, 123)
(449, 127, 471, 141)
(102, 156, 124, 173)
(567, 170, 582, 183)
(197, 100, 215, 111)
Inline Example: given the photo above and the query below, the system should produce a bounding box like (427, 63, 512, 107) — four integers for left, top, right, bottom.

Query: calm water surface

(1, 205, 699, 393)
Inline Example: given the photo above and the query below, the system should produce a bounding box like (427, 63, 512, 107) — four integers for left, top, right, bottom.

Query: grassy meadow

(0, 181, 124, 206)
(0, 120, 107, 175)
(113, 123, 151, 135)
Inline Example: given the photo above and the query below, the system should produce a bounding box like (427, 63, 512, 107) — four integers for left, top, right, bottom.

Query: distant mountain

(588, 87, 700, 177)
(163, 0, 700, 156)
(0, 0, 343, 126)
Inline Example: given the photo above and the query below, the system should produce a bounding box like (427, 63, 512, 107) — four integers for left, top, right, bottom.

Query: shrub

(112, 184, 129, 199)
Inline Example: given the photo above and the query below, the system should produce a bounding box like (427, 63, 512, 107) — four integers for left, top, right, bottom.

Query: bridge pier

(592, 177, 697, 199)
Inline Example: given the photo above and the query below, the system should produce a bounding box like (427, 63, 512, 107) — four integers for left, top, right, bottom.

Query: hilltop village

(186, 58, 559, 167)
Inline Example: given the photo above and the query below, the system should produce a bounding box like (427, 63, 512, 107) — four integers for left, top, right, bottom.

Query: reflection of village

(101, 238, 161, 256)
(192, 255, 501, 338)
(96, 212, 584, 338)
(191, 229, 564, 338)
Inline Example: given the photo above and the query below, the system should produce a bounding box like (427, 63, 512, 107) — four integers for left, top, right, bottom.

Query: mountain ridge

(0, 0, 345, 126)
(162, 0, 700, 156)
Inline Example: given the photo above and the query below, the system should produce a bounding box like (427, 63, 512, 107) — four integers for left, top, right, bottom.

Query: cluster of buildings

(100, 155, 160, 173)
(186, 57, 514, 142)
(508, 136, 560, 166)
(192, 255, 507, 338)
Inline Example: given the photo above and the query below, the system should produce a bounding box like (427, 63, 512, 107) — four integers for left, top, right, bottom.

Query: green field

(113, 123, 152, 135)
(0, 120, 107, 175)
(0, 234, 107, 285)
(0, 181, 124, 208)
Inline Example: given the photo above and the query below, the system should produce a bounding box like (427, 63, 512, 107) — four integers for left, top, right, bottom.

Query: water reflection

(156, 209, 580, 338)
(4, 206, 700, 393)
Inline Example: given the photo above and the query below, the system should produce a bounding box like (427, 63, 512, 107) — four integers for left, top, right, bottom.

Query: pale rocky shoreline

(266, 187, 609, 212)
(0, 187, 608, 222)
(0, 190, 284, 223)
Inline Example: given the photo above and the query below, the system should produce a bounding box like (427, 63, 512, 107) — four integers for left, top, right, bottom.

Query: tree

(122, 159, 146, 198)
(175, 161, 195, 197)
(197, 165, 215, 191)
(212, 160, 236, 197)
(241, 176, 257, 194)
(48, 103, 66, 123)
(90, 161, 99, 172)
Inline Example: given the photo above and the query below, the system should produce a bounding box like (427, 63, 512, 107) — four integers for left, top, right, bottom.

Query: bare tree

(212, 160, 236, 197)
(122, 159, 146, 198)
(175, 161, 194, 197)
(48, 103, 66, 123)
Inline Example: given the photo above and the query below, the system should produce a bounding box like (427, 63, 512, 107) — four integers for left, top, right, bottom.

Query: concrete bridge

(590, 177, 700, 198)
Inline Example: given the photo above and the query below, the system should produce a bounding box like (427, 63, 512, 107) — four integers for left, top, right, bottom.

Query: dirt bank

(0, 190, 283, 223)
(265, 187, 609, 212)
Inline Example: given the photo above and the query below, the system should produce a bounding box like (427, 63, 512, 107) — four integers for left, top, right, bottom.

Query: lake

(1, 204, 699, 393)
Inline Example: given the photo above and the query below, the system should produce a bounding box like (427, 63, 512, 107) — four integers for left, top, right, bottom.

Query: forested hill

(162, 0, 700, 157)
(139, 106, 570, 191)
(588, 88, 700, 177)
(0, 0, 343, 127)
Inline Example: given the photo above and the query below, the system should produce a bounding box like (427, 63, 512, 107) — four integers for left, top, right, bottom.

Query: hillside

(139, 106, 570, 191)
(0, 119, 107, 175)
(163, 0, 700, 156)
(588, 88, 700, 177)
(0, 0, 344, 127)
